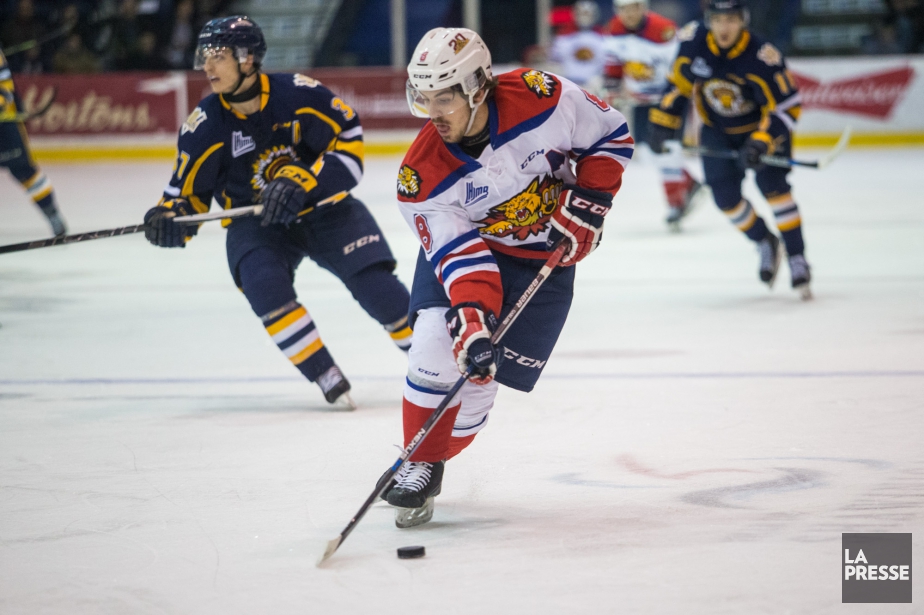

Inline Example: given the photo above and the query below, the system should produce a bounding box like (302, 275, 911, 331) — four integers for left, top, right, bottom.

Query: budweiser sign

(791, 67, 915, 119)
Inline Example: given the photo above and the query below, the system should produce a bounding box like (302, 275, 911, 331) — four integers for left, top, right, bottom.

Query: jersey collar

(706, 29, 751, 60)
(219, 73, 270, 119)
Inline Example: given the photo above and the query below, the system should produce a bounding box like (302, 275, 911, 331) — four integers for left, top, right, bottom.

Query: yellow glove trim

(276, 165, 319, 193)
(649, 109, 683, 130)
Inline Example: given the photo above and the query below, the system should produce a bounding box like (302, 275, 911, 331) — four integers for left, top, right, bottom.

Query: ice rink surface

(1, 148, 922, 614)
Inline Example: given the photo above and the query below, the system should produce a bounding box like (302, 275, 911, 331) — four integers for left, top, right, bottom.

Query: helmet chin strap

(223, 64, 261, 104)
(463, 92, 484, 137)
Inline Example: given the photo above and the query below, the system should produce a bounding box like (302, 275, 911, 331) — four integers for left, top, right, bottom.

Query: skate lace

(395, 462, 432, 492)
(316, 366, 344, 394)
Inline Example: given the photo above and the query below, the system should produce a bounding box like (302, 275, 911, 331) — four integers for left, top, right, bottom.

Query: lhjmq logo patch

(397, 165, 422, 198)
(842, 533, 912, 603)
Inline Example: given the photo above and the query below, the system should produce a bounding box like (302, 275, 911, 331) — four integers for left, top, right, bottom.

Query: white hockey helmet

(574, 0, 600, 29)
(406, 28, 492, 119)
(614, 0, 648, 8)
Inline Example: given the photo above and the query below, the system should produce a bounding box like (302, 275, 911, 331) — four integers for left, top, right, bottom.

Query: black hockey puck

(397, 545, 425, 559)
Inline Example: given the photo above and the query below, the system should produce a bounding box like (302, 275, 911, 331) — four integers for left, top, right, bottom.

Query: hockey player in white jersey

(548, 0, 608, 89)
(605, 0, 704, 230)
(383, 28, 633, 527)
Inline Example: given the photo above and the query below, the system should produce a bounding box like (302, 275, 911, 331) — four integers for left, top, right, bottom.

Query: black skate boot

(385, 460, 444, 528)
(757, 233, 782, 287)
(788, 254, 812, 300)
(316, 365, 355, 409)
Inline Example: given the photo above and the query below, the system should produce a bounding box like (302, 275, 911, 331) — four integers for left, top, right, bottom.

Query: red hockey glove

(143, 198, 198, 248)
(445, 303, 499, 385)
(546, 184, 613, 266)
(740, 131, 774, 169)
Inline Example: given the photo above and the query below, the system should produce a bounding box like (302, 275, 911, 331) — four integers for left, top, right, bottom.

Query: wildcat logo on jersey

(251, 145, 297, 193)
(521, 70, 557, 99)
(397, 165, 422, 198)
(624, 61, 655, 82)
(181, 107, 206, 134)
(703, 80, 755, 117)
(477, 175, 562, 240)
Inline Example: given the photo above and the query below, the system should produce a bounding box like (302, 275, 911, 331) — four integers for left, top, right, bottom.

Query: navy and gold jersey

(0, 51, 20, 118)
(163, 72, 364, 215)
(651, 22, 801, 135)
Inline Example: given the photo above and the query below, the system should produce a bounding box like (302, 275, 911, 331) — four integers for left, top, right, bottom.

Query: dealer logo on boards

(842, 533, 912, 603)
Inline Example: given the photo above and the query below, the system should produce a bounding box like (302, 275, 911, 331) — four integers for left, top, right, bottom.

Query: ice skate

(757, 233, 782, 288)
(385, 460, 443, 528)
(43, 207, 68, 238)
(317, 365, 355, 409)
(788, 254, 812, 300)
(665, 179, 703, 233)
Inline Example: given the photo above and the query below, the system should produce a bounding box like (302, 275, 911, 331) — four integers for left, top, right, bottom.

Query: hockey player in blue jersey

(1, 50, 67, 237)
(649, 0, 812, 298)
(143, 17, 413, 405)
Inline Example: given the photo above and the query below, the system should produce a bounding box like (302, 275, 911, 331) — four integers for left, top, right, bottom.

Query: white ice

(1, 148, 922, 614)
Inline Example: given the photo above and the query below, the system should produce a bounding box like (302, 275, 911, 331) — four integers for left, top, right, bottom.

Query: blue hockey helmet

(194, 16, 267, 70)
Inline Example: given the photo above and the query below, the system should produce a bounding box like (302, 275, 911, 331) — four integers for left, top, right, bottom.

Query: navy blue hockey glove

(647, 122, 675, 155)
(143, 198, 198, 248)
(740, 131, 774, 169)
(260, 164, 317, 227)
(546, 184, 613, 266)
(446, 304, 501, 385)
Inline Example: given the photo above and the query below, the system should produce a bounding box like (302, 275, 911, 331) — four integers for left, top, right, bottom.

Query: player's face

(413, 87, 472, 143)
(201, 48, 241, 94)
(618, 3, 645, 30)
(708, 12, 746, 48)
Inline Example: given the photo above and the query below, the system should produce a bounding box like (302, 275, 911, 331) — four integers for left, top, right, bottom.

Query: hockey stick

(317, 240, 570, 566)
(685, 126, 852, 170)
(0, 87, 57, 123)
(0, 205, 263, 255)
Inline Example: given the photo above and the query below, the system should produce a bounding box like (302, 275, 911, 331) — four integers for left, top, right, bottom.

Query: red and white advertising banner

(788, 56, 923, 135)
(11, 59, 923, 139)
(15, 67, 423, 137)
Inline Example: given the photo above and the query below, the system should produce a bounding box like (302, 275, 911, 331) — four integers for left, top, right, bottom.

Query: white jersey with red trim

(549, 30, 609, 87)
(604, 14, 680, 104)
(396, 68, 633, 316)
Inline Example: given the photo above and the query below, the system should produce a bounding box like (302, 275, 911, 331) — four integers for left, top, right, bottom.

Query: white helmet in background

(406, 28, 493, 124)
(614, 0, 648, 7)
(574, 0, 600, 30)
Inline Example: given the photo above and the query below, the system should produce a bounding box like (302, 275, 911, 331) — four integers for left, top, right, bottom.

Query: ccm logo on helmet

(413, 74, 431, 80)
(570, 195, 610, 216)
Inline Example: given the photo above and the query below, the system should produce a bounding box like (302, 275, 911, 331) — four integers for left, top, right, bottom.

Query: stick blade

(317, 535, 342, 567)
(819, 126, 852, 169)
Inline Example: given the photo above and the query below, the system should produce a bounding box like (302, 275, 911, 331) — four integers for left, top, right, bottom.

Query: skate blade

(394, 498, 434, 528)
(796, 284, 813, 301)
(331, 392, 357, 411)
(667, 219, 682, 233)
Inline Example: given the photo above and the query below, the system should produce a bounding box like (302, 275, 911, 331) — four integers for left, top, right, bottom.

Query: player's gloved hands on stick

(261, 165, 317, 227)
(445, 303, 500, 385)
(647, 122, 675, 155)
(143, 198, 198, 248)
(740, 131, 774, 169)
(546, 184, 613, 267)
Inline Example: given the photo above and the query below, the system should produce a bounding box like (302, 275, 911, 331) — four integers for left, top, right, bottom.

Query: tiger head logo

(251, 145, 297, 193)
(477, 175, 562, 240)
(397, 165, 422, 198)
(522, 70, 557, 99)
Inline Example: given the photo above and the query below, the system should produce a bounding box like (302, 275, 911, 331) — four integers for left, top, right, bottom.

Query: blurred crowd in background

(1, 0, 923, 75)
(0, 0, 233, 73)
